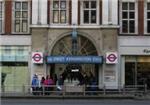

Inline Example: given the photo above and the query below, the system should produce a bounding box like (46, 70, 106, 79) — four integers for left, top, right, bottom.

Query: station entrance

(48, 35, 102, 86)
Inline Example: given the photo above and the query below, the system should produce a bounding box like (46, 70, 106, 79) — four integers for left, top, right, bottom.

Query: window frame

(50, 0, 69, 25)
(0, 1, 4, 34)
(80, 0, 99, 25)
(119, 0, 138, 35)
(12, 0, 30, 34)
(144, 0, 150, 34)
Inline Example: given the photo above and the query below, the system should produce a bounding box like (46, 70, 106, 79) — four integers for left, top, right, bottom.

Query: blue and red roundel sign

(106, 52, 118, 64)
(32, 52, 43, 64)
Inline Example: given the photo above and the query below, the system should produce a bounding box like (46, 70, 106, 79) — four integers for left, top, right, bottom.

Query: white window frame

(0, 1, 4, 34)
(144, 0, 150, 34)
(120, 0, 138, 34)
(80, 0, 99, 25)
(12, 0, 30, 34)
(50, 0, 69, 25)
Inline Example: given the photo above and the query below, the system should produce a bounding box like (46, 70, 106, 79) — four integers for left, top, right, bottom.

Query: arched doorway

(49, 35, 100, 86)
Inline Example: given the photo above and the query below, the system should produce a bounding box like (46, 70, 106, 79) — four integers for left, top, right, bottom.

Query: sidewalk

(2, 93, 150, 100)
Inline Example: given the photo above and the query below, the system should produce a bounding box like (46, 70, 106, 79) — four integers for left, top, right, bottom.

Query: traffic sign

(32, 52, 43, 64)
(106, 52, 118, 64)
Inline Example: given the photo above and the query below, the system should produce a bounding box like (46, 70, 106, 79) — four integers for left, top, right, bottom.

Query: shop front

(119, 36, 150, 89)
(125, 56, 150, 88)
(1, 46, 30, 92)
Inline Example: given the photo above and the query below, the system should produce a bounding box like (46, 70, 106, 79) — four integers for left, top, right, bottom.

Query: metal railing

(1, 84, 149, 97)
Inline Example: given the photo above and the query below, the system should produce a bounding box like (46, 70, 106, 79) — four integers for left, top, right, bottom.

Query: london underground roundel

(32, 52, 43, 64)
(106, 52, 118, 64)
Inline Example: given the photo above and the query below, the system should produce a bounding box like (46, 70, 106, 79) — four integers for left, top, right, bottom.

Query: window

(145, 1, 150, 34)
(120, 1, 138, 34)
(0, 1, 4, 33)
(17, 47, 24, 55)
(4, 46, 11, 55)
(51, 0, 68, 24)
(13, 1, 29, 33)
(81, 0, 99, 25)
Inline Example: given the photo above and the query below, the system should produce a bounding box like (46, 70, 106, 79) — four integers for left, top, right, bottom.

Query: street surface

(1, 99, 150, 105)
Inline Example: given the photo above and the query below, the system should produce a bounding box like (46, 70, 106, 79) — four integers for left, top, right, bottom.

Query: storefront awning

(47, 56, 103, 64)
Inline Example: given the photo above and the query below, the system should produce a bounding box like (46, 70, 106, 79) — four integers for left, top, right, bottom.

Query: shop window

(51, 0, 68, 24)
(145, 1, 150, 34)
(4, 46, 11, 55)
(12, 1, 30, 34)
(120, 1, 138, 34)
(1, 46, 29, 62)
(1, 62, 29, 92)
(81, 0, 99, 25)
(125, 56, 150, 89)
(0, 1, 4, 33)
(125, 62, 136, 85)
(17, 47, 25, 55)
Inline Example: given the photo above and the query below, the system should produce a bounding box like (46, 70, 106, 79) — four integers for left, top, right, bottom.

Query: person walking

(40, 76, 45, 95)
(31, 74, 40, 95)
(44, 75, 54, 95)
(56, 74, 64, 95)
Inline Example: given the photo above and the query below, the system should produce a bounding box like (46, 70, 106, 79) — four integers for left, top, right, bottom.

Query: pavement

(1, 91, 150, 100)
(2, 99, 150, 105)
(1, 94, 150, 100)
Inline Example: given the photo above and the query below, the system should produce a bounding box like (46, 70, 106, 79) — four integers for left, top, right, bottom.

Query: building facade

(119, 0, 150, 89)
(31, 0, 118, 89)
(1, 0, 150, 93)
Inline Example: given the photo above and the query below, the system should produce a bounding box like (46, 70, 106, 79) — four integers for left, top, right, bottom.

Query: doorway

(49, 35, 100, 86)
(49, 63, 99, 86)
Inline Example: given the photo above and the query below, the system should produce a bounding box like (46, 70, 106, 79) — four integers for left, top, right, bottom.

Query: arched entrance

(48, 35, 101, 86)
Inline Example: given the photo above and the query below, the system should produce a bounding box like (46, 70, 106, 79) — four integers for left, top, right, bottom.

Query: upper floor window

(12, 1, 30, 34)
(145, 1, 150, 34)
(120, 1, 138, 34)
(80, 0, 99, 25)
(51, 0, 68, 24)
(0, 1, 4, 33)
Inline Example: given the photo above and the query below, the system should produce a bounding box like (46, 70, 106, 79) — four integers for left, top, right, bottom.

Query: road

(1, 99, 150, 105)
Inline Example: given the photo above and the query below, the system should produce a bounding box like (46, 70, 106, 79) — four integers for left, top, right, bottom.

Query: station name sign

(47, 56, 103, 64)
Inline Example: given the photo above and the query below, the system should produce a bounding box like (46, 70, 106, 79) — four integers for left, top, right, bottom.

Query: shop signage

(143, 49, 150, 53)
(47, 56, 103, 64)
(32, 52, 43, 64)
(106, 52, 118, 64)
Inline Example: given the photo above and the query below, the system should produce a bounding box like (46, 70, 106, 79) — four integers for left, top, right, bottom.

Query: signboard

(32, 52, 43, 64)
(106, 52, 118, 64)
(47, 56, 103, 64)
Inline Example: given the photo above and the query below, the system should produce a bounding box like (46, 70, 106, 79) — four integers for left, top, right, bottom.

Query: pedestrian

(31, 74, 40, 95)
(89, 77, 97, 95)
(44, 75, 54, 95)
(40, 76, 45, 95)
(53, 74, 58, 85)
(56, 74, 64, 94)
